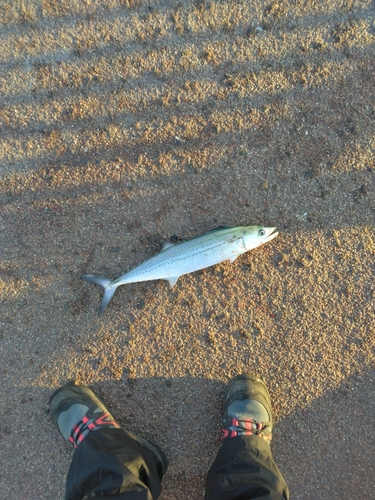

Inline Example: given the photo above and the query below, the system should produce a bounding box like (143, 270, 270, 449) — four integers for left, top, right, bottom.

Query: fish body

(82, 225, 278, 314)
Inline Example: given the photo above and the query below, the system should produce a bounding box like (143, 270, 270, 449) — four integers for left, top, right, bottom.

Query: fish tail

(81, 275, 117, 314)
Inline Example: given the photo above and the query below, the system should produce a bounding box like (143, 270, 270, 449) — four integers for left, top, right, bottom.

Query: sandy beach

(1, 1, 374, 498)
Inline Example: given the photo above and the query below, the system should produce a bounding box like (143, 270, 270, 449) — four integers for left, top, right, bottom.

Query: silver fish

(82, 225, 278, 314)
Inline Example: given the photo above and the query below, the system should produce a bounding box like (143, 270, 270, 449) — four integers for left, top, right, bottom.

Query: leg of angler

(205, 374, 289, 500)
(49, 383, 167, 500)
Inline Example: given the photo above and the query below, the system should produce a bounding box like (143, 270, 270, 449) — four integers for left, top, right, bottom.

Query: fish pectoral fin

(161, 241, 175, 251)
(167, 276, 180, 288)
(229, 256, 238, 264)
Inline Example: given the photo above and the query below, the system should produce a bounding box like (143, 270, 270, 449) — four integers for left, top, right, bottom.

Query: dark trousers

(65, 428, 289, 500)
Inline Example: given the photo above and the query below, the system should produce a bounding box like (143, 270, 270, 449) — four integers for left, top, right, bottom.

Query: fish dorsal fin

(167, 276, 179, 288)
(207, 225, 230, 233)
(161, 241, 175, 251)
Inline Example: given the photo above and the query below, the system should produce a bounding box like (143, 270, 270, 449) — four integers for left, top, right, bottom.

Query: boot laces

(69, 412, 120, 448)
(221, 417, 269, 440)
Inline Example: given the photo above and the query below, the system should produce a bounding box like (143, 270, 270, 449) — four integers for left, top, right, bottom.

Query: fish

(82, 225, 278, 314)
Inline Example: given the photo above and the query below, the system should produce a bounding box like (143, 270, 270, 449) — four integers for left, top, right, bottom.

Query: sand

(0, 1, 374, 498)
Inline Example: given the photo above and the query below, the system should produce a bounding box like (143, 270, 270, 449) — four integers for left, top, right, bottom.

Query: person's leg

(49, 384, 167, 500)
(205, 374, 289, 500)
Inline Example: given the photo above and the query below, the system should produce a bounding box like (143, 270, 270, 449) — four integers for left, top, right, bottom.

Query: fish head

(242, 226, 279, 250)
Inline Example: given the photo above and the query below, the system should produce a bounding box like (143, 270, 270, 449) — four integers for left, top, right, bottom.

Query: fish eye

(258, 228, 266, 236)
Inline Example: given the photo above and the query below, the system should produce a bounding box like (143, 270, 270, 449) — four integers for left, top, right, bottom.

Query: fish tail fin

(81, 275, 117, 314)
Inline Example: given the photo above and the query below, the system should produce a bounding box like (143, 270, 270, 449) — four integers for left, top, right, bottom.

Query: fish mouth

(264, 227, 278, 243)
